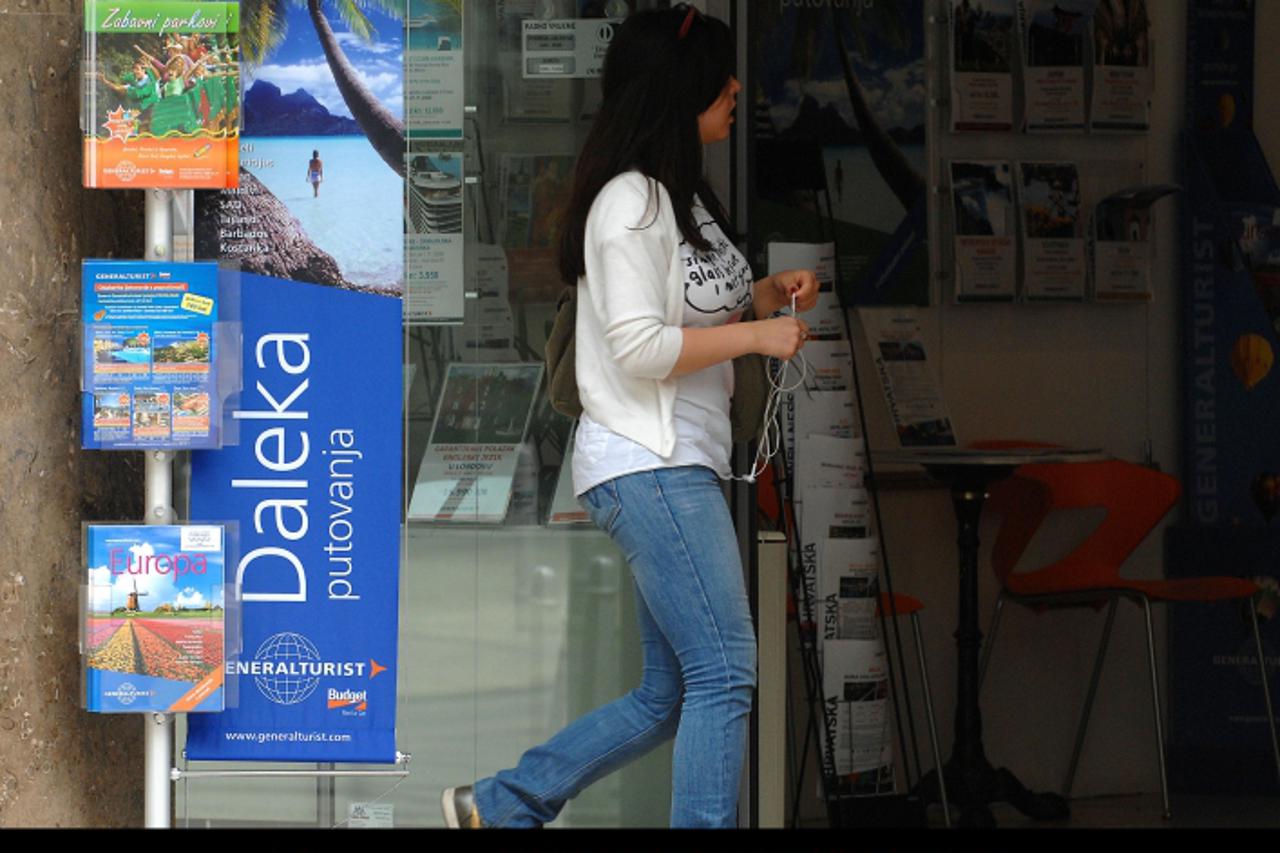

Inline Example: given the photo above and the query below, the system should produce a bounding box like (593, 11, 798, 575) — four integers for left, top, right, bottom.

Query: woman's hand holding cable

(752, 268, 820, 317)
(752, 315, 810, 360)
(668, 314, 809, 377)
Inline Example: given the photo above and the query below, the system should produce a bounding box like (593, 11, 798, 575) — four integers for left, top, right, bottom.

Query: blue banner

(186, 273, 401, 763)
(1168, 1, 1280, 796)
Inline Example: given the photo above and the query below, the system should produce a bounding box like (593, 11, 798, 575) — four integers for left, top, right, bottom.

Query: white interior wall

(859, 1, 1184, 798)
(842, 1, 1279, 801)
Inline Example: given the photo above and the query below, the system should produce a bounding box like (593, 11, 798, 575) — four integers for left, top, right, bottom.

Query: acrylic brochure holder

(80, 260, 243, 451)
(80, 522, 241, 714)
(941, 157, 1175, 303)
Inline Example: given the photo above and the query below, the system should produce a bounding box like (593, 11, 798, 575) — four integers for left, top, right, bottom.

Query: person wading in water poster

(307, 149, 324, 197)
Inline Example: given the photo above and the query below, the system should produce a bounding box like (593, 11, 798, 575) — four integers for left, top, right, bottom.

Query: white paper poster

(409, 363, 543, 522)
(820, 537, 880, 642)
(522, 18, 621, 79)
(449, 244, 518, 358)
(857, 309, 958, 447)
(768, 242, 844, 337)
(498, 1, 574, 122)
(1018, 0, 1094, 132)
(800, 340, 856, 393)
(406, 148, 465, 322)
(950, 0, 1016, 132)
(347, 802, 394, 828)
(796, 434, 867, 514)
(794, 387, 858, 439)
(797, 486, 870, 623)
(1090, 0, 1152, 131)
(951, 160, 1017, 301)
(406, 0, 464, 139)
(808, 292, 848, 340)
(1093, 241, 1147, 299)
(503, 51, 574, 122)
(1092, 184, 1176, 301)
(783, 389, 857, 483)
(821, 638, 894, 782)
(1018, 161, 1087, 300)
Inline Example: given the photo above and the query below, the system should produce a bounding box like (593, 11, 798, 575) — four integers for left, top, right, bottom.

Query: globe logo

(254, 632, 323, 705)
(114, 160, 138, 183)
(113, 682, 140, 706)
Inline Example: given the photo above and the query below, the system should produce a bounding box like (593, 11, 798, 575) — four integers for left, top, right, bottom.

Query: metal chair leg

(1063, 596, 1118, 797)
(1140, 596, 1171, 820)
(1247, 596, 1280, 786)
(978, 590, 1005, 692)
(910, 612, 950, 828)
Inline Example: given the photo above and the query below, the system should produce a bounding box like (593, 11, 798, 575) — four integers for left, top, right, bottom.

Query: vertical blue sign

(186, 273, 401, 762)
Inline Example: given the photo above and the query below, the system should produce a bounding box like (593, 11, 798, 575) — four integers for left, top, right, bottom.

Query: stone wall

(0, 0, 145, 827)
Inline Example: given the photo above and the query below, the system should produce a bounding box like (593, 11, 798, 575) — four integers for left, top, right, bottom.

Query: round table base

(917, 761, 1070, 827)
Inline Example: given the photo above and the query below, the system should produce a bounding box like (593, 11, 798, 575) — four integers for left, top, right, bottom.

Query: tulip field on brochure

(86, 617, 222, 681)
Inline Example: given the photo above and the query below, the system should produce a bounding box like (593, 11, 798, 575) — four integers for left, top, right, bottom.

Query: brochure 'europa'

(82, 260, 222, 450)
(82, 0, 240, 189)
(83, 524, 226, 713)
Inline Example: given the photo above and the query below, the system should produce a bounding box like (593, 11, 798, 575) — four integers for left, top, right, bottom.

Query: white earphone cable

(732, 292, 807, 484)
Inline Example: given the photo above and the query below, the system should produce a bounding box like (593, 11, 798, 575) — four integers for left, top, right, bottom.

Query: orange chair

(878, 591, 950, 827)
(977, 459, 1280, 818)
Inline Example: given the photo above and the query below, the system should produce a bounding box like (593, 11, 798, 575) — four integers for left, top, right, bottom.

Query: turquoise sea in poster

(243, 135, 404, 289)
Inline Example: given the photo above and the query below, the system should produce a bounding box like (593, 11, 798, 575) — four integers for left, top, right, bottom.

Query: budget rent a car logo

(230, 631, 388, 712)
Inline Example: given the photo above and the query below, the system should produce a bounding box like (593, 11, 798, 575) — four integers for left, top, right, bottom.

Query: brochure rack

(89, 191, 411, 829)
(81, 2, 416, 819)
(763, 218, 933, 828)
(932, 0, 1168, 304)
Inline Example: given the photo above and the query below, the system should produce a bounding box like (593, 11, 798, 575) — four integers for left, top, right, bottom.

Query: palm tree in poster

(237, 0, 457, 178)
(758, 2, 925, 211)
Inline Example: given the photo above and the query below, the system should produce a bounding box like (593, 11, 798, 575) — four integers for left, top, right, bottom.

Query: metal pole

(145, 189, 174, 262)
(145, 711, 173, 827)
(143, 188, 176, 829)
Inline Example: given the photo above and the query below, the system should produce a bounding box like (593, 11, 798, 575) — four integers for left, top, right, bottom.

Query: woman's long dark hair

(558, 5, 736, 284)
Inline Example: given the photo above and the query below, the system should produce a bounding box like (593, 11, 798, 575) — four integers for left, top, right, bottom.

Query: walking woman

(443, 5, 817, 829)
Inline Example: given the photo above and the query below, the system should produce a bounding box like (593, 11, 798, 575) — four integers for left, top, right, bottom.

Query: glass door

(376, 0, 675, 827)
(173, 1, 685, 828)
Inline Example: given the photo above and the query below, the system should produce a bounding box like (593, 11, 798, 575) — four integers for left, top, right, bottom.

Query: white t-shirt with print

(573, 201, 753, 496)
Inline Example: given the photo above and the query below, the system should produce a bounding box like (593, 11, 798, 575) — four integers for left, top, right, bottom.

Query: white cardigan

(575, 171, 687, 458)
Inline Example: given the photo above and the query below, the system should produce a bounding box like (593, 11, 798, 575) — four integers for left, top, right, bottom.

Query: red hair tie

(677, 6, 698, 39)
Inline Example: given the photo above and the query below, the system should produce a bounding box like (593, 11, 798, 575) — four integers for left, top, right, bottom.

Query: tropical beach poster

(195, 0, 405, 296)
(750, 0, 928, 306)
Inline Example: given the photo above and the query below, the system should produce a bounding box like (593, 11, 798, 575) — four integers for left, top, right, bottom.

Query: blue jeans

(473, 465, 757, 828)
